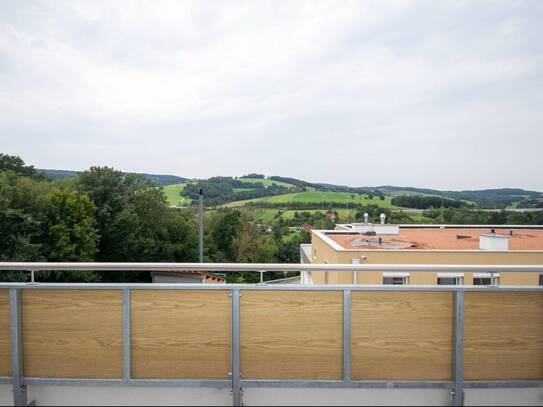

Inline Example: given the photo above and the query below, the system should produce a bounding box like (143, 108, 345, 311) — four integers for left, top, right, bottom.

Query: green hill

(234, 191, 400, 208)
(238, 177, 296, 189)
(162, 183, 192, 206)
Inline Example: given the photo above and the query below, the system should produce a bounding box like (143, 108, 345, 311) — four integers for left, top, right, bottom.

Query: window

(437, 277, 463, 285)
(383, 273, 409, 285)
(473, 277, 491, 286)
(473, 273, 500, 286)
(540, 274, 543, 286)
(437, 273, 464, 285)
(383, 276, 408, 285)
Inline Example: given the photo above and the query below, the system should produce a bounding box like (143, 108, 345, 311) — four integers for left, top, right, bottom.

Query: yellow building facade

(304, 225, 543, 286)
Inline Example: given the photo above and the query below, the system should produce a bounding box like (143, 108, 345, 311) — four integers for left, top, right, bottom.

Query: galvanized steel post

(452, 291, 464, 406)
(343, 290, 352, 383)
(231, 289, 242, 406)
(9, 288, 27, 407)
(122, 289, 132, 382)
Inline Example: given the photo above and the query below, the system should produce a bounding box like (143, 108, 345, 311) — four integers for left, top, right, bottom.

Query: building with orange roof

(301, 217, 543, 286)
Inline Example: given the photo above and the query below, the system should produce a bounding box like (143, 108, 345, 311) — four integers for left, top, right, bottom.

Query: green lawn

(233, 187, 255, 193)
(162, 183, 192, 206)
(406, 214, 434, 223)
(240, 208, 363, 224)
(239, 191, 400, 208)
(238, 177, 296, 189)
(281, 208, 357, 221)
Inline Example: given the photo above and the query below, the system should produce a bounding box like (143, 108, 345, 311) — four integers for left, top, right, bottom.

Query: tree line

(391, 195, 465, 209)
(0, 154, 307, 283)
(184, 177, 295, 206)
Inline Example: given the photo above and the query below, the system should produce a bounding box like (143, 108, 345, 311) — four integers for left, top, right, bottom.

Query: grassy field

(162, 183, 192, 206)
(237, 191, 401, 208)
(238, 177, 296, 189)
(240, 208, 368, 224)
(407, 214, 434, 223)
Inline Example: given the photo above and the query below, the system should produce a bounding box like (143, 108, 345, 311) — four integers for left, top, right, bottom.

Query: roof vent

(363, 213, 369, 224)
(380, 213, 386, 225)
(480, 234, 509, 251)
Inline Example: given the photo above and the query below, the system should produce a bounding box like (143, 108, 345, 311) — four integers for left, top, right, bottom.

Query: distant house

(301, 223, 313, 233)
(325, 212, 336, 221)
(151, 270, 225, 284)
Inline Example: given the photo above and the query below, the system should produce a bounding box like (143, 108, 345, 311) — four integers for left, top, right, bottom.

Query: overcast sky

(1, 1, 542, 190)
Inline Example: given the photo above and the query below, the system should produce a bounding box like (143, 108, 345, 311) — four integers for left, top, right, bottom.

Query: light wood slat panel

(0, 289, 10, 376)
(22, 290, 122, 378)
(352, 292, 453, 380)
(240, 291, 343, 380)
(465, 292, 543, 380)
(131, 290, 231, 379)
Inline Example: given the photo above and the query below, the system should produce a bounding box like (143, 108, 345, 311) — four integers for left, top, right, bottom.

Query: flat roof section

(327, 228, 543, 251)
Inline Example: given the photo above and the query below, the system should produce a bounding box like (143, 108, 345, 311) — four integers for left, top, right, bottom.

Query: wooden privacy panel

(0, 289, 10, 376)
(131, 290, 231, 379)
(465, 292, 543, 380)
(240, 291, 343, 380)
(351, 292, 453, 380)
(22, 290, 122, 378)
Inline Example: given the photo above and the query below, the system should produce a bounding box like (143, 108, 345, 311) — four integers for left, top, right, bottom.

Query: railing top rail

(0, 282, 542, 291)
(0, 262, 542, 273)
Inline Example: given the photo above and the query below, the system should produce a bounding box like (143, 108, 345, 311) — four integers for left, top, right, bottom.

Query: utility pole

(199, 188, 204, 263)
(321, 200, 324, 229)
(441, 194, 444, 225)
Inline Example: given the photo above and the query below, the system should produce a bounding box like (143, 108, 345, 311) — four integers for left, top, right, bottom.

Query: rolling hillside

(162, 183, 192, 205)
(238, 177, 296, 189)
(229, 191, 400, 208)
(37, 168, 542, 209)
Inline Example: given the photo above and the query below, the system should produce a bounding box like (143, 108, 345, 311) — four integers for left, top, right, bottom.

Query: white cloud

(0, 0, 542, 189)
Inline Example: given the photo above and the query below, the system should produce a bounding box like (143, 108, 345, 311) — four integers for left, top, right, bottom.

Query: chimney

(380, 213, 386, 225)
(363, 213, 369, 224)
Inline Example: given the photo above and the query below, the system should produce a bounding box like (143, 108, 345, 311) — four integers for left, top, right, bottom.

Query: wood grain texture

(351, 292, 453, 380)
(22, 290, 122, 378)
(131, 290, 231, 379)
(465, 292, 543, 380)
(240, 291, 343, 380)
(0, 289, 10, 376)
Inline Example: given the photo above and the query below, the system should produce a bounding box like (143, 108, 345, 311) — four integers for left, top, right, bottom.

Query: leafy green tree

(46, 190, 99, 262)
(235, 222, 278, 263)
(76, 167, 154, 263)
(0, 153, 40, 178)
(210, 210, 243, 261)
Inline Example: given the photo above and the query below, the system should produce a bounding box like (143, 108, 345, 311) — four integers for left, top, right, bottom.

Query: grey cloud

(0, 0, 542, 190)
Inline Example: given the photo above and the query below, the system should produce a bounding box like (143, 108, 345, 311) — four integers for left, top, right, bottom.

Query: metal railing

(1, 262, 543, 407)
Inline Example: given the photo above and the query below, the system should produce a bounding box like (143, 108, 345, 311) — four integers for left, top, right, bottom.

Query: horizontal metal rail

(1, 377, 541, 389)
(1, 283, 542, 291)
(1, 262, 543, 273)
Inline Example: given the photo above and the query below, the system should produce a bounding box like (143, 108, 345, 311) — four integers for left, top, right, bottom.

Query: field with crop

(162, 183, 192, 206)
(238, 177, 296, 189)
(239, 191, 401, 208)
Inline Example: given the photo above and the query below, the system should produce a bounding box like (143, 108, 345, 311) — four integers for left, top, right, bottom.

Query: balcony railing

(0, 262, 542, 407)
